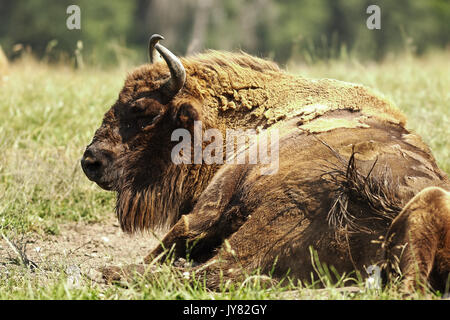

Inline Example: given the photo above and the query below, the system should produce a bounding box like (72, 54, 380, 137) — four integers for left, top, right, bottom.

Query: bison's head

(81, 35, 203, 231)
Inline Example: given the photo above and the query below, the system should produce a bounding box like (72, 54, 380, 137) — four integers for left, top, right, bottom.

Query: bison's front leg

(145, 214, 206, 263)
(384, 187, 450, 293)
(145, 165, 249, 264)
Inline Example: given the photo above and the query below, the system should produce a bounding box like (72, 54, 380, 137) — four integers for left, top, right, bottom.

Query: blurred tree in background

(0, 0, 449, 66)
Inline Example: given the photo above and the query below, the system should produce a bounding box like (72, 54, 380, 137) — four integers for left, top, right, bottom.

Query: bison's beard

(115, 163, 216, 233)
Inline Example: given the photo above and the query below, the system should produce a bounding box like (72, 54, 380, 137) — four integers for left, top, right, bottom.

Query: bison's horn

(148, 34, 164, 63)
(148, 34, 186, 99)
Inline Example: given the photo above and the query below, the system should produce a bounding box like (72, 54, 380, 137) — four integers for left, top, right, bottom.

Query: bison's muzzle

(81, 145, 116, 191)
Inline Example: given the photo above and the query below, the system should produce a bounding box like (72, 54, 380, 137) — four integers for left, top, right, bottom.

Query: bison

(81, 35, 450, 293)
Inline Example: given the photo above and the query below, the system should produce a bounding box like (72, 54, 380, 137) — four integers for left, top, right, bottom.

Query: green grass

(0, 253, 443, 300)
(0, 57, 120, 234)
(0, 51, 449, 299)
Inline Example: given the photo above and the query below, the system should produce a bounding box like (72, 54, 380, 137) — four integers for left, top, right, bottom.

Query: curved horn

(149, 36, 186, 99)
(148, 34, 164, 63)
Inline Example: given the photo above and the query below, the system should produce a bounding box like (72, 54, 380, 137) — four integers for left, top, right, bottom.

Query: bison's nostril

(85, 159, 102, 172)
(81, 156, 103, 177)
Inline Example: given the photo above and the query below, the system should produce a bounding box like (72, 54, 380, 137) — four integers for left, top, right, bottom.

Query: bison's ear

(172, 100, 201, 129)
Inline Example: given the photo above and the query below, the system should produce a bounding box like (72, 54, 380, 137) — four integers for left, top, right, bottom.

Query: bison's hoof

(100, 266, 125, 284)
(100, 264, 154, 285)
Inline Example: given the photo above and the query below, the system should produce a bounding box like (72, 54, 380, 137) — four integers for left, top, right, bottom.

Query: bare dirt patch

(0, 214, 163, 283)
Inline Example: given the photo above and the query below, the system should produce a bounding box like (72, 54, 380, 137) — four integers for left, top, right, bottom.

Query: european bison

(81, 35, 450, 292)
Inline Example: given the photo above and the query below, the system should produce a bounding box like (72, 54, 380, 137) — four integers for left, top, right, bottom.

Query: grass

(0, 57, 120, 234)
(0, 51, 449, 299)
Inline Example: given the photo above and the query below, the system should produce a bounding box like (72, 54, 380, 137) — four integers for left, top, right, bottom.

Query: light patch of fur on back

(299, 117, 370, 134)
(175, 52, 407, 131)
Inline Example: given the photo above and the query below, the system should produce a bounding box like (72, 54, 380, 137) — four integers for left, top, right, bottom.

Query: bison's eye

(138, 114, 161, 130)
(130, 98, 148, 113)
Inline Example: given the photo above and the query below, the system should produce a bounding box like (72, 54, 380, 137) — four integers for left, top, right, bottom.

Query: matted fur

(319, 140, 403, 234)
(123, 50, 406, 131)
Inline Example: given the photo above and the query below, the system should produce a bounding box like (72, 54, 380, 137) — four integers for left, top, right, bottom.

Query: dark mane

(116, 163, 216, 233)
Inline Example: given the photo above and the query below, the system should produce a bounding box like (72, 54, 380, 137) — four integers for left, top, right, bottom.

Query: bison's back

(174, 52, 407, 132)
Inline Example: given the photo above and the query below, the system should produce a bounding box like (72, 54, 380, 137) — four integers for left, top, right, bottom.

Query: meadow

(0, 50, 448, 299)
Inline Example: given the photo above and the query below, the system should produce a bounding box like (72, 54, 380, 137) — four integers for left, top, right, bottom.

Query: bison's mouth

(90, 176, 115, 191)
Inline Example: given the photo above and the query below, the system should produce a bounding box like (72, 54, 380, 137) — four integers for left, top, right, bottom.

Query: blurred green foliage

(0, 0, 449, 66)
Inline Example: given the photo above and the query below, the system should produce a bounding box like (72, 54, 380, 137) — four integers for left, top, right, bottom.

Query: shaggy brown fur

(137, 114, 449, 290)
(83, 50, 450, 291)
(88, 51, 407, 232)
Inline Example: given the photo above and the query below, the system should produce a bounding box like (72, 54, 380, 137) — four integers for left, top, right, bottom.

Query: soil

(0, 214, 164, 283)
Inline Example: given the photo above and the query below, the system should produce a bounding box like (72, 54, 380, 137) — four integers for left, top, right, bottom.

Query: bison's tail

(317, 138, 403, 234)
